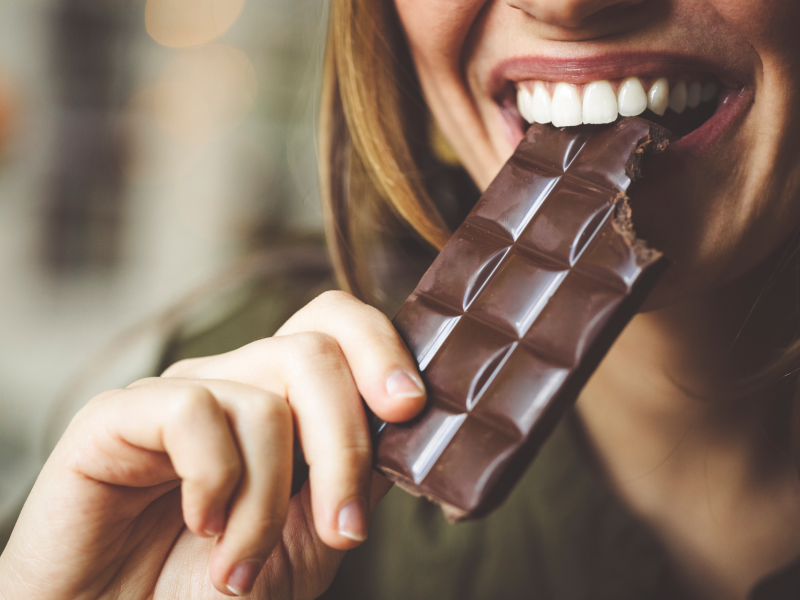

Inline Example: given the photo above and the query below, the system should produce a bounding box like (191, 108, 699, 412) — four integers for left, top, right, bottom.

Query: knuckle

(289, 332, 344, 364)
(207, 460, 241, 491)
(161, 357, 203, 378)
(312, 289, 357, 310)
(168, 385, 220, 423)
(181, 451, 241, 493)
(184, 462, 240, 497)
(312, 291, 400, 344)
(241, 392, 291, 428)
(127, 377, 160, 389)
(69, 390, 118, 428)
(311, 290, 381, 325)
(85, 387, 123, 409)
(345, 440, 373, 463)
(239, 336, 276, 360)
(164, 389, 243, 492)
(251, 513, 287, 543)
(332, 440, 372, 472)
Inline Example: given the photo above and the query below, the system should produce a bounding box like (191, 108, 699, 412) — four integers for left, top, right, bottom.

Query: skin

(0, 292, 426, 598)
(1, 1, 799, 599)
(393, 0, 800, 599)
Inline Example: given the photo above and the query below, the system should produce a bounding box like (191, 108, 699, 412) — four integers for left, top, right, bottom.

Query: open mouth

(502, 75, 730, 144)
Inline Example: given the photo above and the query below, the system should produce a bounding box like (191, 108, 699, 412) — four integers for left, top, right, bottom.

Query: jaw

(403, 0, 800, 314)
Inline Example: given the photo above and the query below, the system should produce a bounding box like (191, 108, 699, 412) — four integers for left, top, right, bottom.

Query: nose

(507, 0, 645, 29)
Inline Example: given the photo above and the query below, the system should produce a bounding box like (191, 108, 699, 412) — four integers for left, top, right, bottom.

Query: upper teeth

(517, 77, 719, 127)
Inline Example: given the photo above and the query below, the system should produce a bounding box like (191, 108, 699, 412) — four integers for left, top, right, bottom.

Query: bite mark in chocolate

(372, 118, 670, 522)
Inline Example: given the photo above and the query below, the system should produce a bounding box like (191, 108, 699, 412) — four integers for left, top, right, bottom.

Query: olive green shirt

(162, 252, 800, 600)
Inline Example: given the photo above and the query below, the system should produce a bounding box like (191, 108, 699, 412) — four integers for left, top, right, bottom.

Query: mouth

(493, 57, 751, 154)
(516, 76, 718, 135)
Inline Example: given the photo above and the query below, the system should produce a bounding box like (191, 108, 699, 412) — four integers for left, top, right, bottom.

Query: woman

(1, 0, 799, 598)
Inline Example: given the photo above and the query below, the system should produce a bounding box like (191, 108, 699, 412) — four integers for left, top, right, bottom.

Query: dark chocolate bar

(373, 118, 670, 521)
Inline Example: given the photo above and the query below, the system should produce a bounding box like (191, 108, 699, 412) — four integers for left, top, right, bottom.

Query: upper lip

(487, 52, 751, 103)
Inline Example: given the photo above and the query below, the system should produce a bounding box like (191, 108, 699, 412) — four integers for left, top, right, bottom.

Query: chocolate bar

(373, 118, 670, 521)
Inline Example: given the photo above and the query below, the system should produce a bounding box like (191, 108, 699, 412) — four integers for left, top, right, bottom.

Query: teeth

(686, 82, 701, 109)
(701, 81, 718, 102)
(517, 76, 719, 127)
(617, 77, 647, 117)
(531, 82, 552, 124)
(582, 81, 617, 124)
(551, 83, 582, 127)
(517, 86, 534, 123)
(647, 77, 669, 116)
(669, 80, 687, 114)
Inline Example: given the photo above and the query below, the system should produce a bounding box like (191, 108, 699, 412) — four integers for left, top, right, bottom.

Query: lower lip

(666, 85, 752, 158)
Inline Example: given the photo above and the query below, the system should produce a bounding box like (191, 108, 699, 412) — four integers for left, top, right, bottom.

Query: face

(393, 0, 800, 306)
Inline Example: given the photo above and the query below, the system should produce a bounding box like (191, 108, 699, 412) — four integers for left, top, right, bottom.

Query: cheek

(708, 0, 800, 55)
(633, 113, 800, 309)
(394, 0, 503, 188)
(393, 0, 486, 67)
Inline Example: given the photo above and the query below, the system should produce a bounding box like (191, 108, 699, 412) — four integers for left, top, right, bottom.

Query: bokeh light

(153, 43, 257, 145)
(145, 0, 246, 48)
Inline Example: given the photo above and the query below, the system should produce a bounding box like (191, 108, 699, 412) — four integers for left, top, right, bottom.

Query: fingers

(78, 383, 242, 536)
(276, 290, 426, 422)
(254, 471, 395, 600)
(205, 381, 293, 596)
(94, 379, 294, 596)
(280, 333, 374, 550)
(66, 288, 414, 600)
(166, 290, 426, 422)
(155, 291, 422, 578)
(166, 333, 377, 551)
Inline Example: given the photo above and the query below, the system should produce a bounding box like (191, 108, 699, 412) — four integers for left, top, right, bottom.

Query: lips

(490, 53, 752, 153)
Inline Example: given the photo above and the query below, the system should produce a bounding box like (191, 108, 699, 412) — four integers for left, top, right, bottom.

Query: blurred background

(0, 0, 327, 529)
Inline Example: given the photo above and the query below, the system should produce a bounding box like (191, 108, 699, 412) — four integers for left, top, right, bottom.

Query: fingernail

(226, 559, 262, 596)
(204, 512, 226, 537)
(386, 370, 425, 400)
(338, 498, 368, 542)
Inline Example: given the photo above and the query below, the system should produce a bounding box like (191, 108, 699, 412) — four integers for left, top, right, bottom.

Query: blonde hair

(319, 0, 450, 302)
(319, 0, 800, 468)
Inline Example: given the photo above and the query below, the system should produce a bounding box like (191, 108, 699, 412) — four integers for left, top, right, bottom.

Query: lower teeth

(637, 99, 718, 140)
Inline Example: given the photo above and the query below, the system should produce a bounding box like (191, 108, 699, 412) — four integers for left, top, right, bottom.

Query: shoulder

(160, 243, 336, 368)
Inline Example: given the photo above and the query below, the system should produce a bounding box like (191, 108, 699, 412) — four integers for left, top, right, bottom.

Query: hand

(0, 291, 426, 599)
